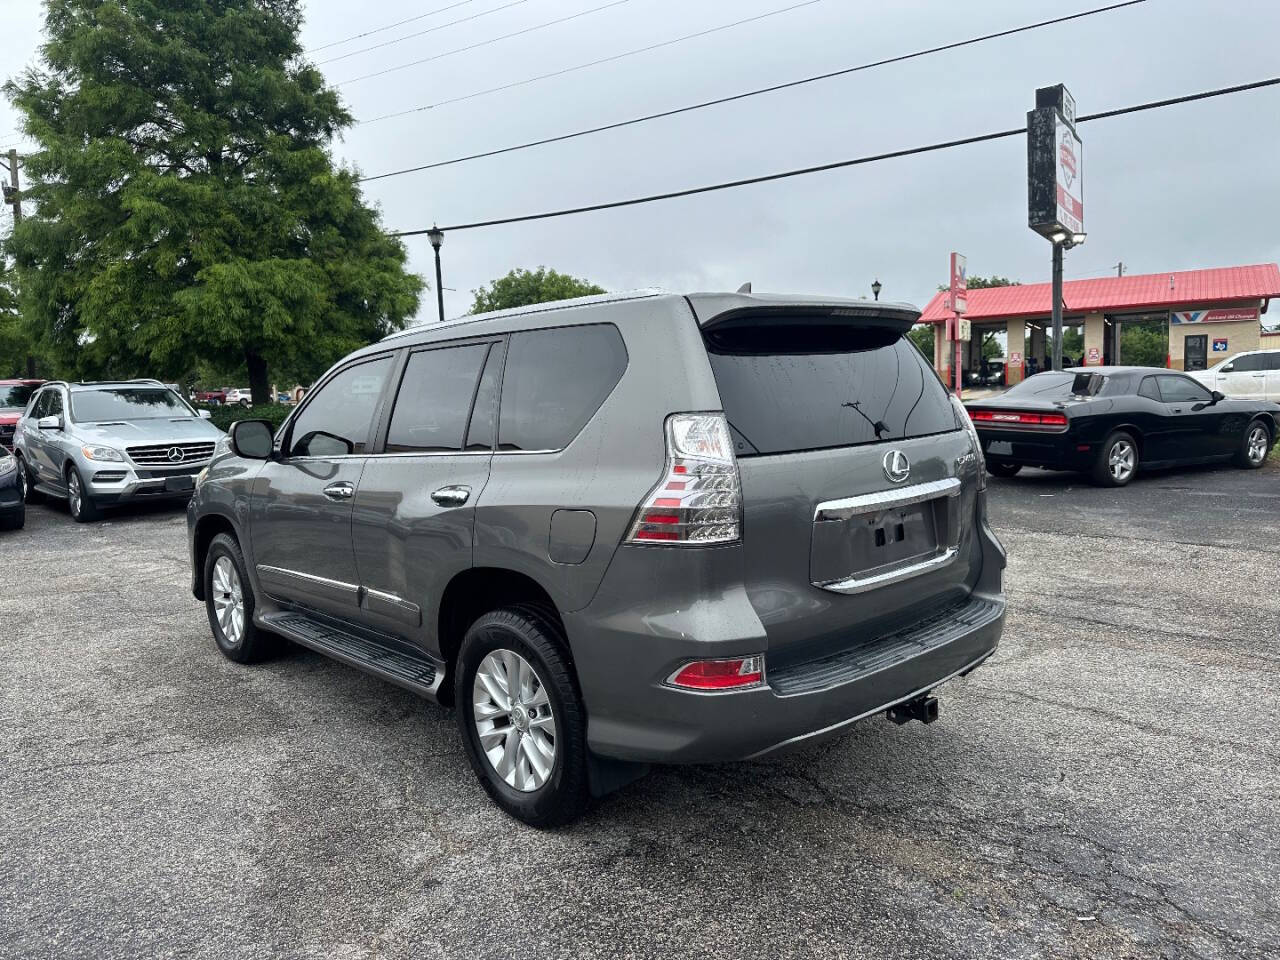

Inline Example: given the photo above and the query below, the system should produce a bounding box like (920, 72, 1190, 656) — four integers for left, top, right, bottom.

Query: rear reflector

(968, 409, 1068, 428)
(668, 656, 764, 691)
(626, 413, 742, 545)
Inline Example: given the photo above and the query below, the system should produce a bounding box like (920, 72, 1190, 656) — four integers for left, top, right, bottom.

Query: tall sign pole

(1028, 84, 1085, 372)
(949, 252, 968, 394)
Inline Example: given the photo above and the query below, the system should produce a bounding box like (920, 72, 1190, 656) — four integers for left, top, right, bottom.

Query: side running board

(261, 611, 445, 700)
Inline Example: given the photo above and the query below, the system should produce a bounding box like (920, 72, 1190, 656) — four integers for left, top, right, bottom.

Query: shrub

(198, 404, 293, 433)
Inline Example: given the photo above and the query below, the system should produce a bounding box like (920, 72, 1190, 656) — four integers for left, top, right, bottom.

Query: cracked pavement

(1, 460, 1277, 959)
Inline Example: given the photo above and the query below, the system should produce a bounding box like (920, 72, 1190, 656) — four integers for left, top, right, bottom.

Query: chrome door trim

(363, 587, 423, 628)
(256, 565, 361, 604)
(813, 547, 960, 595)
(813, 477, 961, 522)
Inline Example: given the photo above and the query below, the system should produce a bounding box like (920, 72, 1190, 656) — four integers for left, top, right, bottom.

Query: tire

(238, 398, 250, 408)
(1091, 430, 1139, 487)
(986, 461, 1022, 479)
(1234, 419, 1272, 469)
(454, 606, 590, 828)
(66, 464, 102, 522)
(16, 455, 43, 504)
(203, 532, 273, 663)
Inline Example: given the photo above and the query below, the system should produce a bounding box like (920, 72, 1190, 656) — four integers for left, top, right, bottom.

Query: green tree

(908, 324, 934, 358)
(0, 256, 44, 378)
(471, 267, 605, 314)
(1120, 323, 1168, 366)
(5, 0, 422, 403)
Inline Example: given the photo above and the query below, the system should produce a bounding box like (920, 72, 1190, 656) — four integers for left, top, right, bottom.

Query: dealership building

(918, 262, 1280, 385)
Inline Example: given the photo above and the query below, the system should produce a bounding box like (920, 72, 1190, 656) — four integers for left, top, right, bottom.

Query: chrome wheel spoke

(211, 556, 245, 645)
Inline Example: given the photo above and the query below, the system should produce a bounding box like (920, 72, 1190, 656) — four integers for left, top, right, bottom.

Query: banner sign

(1171, 308, 1260, 325)
(950, 252, 968, 315)
(1028, 84, 1084, 240)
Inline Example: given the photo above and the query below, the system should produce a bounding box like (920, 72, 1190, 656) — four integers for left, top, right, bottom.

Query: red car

(194, 387, 228, 405)
(0, 379, 44, 451)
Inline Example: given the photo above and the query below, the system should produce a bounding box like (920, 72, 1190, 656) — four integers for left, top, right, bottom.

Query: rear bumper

(978, 428, 1092, 470)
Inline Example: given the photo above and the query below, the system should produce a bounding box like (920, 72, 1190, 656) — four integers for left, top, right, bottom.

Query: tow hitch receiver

(887, 695, 939, 726)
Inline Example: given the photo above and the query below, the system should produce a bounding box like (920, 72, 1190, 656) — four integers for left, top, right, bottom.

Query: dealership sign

(1028, 84, 1084, 240)
(1171, 307, 1260, 325)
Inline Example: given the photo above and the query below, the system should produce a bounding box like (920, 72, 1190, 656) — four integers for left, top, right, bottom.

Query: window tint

(45, 390, 63, 418)
(1156, 375, 1212, 403)
(466, 341, 506, 452)
(385, 344, 489, 453)
(1003, 372, 1077, 397)
(498, 325, 628, 451)
(704, 323, 957, 456)
(0, 384, 37, 413)
(70, 388, 191, 422)
(1269, 352, 1280, 372)
(289, 356, 392, 457)
(1138, 377, 1161, 402)
(1231, 353, 1267, 372)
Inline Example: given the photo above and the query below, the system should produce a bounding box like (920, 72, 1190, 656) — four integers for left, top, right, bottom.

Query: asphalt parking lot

(2, 463, 1278, 960)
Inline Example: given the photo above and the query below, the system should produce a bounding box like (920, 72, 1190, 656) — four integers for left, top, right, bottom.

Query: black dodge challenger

(964, 366, 1280, 486)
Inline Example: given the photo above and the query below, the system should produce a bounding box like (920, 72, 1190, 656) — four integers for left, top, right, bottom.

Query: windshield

(70, 388, 196, 422)
(0, 385, 37, 413)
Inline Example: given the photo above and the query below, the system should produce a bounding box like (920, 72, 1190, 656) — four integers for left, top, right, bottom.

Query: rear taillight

(668, 656, 764, 691)
(626, 413, 742, 545)
(968, 409, 1068, 428)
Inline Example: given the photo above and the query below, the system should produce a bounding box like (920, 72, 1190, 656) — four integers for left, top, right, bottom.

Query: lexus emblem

(882, 449, 910, 484)
(167, 446, 184, 463)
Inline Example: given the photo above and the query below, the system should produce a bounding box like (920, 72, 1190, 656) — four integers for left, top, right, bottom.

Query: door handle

(323, 481, 355, 501)
(431, 485, 471, 507)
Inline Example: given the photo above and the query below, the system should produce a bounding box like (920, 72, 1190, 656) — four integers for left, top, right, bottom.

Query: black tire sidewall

(986, 461, 1021, 478)
(455, 611, 588, 828)
(203, 533, 258, 661)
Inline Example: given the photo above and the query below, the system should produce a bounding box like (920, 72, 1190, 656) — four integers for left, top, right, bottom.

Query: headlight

(82, 445, 125, 462)
(0, 453, 15, 477)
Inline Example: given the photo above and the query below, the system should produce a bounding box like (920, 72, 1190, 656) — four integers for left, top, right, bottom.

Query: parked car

(15, 379, 223, 522)
(225, 388, 253, 407)
(0, 379, 44, 452)
(0, 447, 24, 530)
(966, 366, 1279, 486)
(1188, 348, 1280, 401)
(188, 289, 1007, 826)
(194, 387, 228, 405)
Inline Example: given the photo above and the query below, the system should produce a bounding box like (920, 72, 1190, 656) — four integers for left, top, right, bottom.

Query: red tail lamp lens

(968, 409, 1067, 427)
(669, 656, 764, 690)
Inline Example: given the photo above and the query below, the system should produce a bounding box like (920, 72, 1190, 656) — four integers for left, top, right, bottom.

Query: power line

(390, 77, 1280, 236)
(320, 0, 533, 68)
(358, 0, 1146, 181)
(361, 0, 826, 120)
(307, 1, 477, 53)
(337, 0, 630, 84)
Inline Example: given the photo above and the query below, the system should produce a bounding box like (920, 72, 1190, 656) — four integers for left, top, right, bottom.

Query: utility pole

(4, 148, 20, 224)
(1115, 261, 1125, 277)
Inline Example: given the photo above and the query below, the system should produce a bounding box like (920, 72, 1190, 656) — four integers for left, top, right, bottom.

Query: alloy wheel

(68, 471, 82, 517)
(1247, 425, 1268, 465)
(211, 556, 245, 646)
(1109, 440, 1135, 482)
(473, 649, 557, 792)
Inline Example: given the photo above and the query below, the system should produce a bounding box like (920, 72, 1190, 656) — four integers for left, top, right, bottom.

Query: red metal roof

(919, 263, 1280, 323)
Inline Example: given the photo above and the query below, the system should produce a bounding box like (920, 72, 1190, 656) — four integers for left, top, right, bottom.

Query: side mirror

(37, 415, 62, 431)
(1221, 364, 1234, 373)
(229, 419, 275, 460)
(1211, 390, 1225, 403)
(197, 409, 212, 420)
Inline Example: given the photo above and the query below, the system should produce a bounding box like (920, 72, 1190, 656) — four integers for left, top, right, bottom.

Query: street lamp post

(427, 226, 445, 323)
(871, 278, 882, 301)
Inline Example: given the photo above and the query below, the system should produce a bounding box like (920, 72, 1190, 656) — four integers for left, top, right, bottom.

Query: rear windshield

(703, 322, 957, 457)
(71, 388, 195, 422)
(1004, 371, 1112, 398)
(0, 385, 37, 412)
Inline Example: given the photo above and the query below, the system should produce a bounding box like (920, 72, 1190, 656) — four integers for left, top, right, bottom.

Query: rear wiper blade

(842, 401, 890, 439)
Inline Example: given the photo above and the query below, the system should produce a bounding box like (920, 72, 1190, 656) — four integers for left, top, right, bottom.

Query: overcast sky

(2, 0, 1278, 323)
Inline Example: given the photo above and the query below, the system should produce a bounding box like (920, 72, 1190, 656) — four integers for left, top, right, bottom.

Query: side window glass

(46, 391, 63, 418)
(1157, 375, 1211, 403)
(498, 324, 628, 451)
(1138, 377, 1161, 402)
(385, 343, 490, 453)
(30, 391, 48, 418)
(1268, 352, 1280, 372)
(288, 356, 393, 457)
(1234, 353, 1265, 372)
(466, 341, 506, 452)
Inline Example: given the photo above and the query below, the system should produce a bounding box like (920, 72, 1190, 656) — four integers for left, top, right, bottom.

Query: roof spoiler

(688, 296, 920, 336)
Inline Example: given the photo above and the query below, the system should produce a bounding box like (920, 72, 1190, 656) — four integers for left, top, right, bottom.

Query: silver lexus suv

(188, 291, 1006, 826)
(15, 379, 222, 522)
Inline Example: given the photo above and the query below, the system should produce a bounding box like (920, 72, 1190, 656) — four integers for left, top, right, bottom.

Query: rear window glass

(498, 324, 628, 451)
(703, 322, 957, 456)
(1005, 372, 1111, 397)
